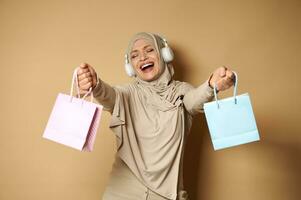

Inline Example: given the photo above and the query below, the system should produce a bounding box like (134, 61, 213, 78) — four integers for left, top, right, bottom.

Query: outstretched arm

(183, 80, 215, 115)
(92, 78, 116, 112)
(183, 66, 235, 115)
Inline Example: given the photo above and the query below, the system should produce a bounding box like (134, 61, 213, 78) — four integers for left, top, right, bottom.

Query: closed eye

(146, 48, 154, 52)
(131, 54, 138, 59)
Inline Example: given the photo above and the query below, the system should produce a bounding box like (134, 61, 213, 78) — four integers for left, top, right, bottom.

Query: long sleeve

(92, 78, 116, 112)
(183, 80, 215, 115)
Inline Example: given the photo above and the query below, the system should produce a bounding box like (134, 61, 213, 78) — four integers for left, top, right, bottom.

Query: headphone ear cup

(125, 63, 136, 77)
(161, 47, 174, 63)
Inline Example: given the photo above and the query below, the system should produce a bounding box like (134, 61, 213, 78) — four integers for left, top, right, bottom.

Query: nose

(139, 52, 148, 61)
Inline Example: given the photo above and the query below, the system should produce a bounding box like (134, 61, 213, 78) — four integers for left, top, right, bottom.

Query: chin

(143, 70, 161, 81)
(140, 75, 157, 82)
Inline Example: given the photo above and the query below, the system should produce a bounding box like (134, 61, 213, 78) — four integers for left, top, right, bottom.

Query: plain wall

(0, 0, 300, 199)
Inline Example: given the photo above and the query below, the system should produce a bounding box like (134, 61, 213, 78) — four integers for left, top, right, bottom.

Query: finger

(87, 66, 98, 88)
(216, 82, 224, 92)
(87, 66, 97, 80)
(226, 70, 235, 80)
(77, 68, 90, 76)
(78, 72, 92, 81)
(219, 76, 233, 90)
(87, 65, 95, 74)
(80, 81, 92, 90)
(218, 76, 233, 91)
(79, 77, 92, 86)
(79, 88, 89, 95)
(215, 78, 225, 91)
(226, 71, 236, 86)
(79, 63, 90, 69)
(225, 77, 233, 87)
(219, 66, 227, 77)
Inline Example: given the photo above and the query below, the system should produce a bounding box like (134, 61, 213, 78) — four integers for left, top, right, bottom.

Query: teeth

(141, 63, 153, 69)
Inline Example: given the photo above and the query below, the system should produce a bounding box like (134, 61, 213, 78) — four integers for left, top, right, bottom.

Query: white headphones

(124, 35, 174, 77)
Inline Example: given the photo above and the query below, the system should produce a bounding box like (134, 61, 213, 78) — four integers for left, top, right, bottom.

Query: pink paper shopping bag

(43, 68, 103, 151)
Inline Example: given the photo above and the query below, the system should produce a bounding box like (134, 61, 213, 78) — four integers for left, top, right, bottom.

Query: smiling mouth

(140, 62, 154, 72)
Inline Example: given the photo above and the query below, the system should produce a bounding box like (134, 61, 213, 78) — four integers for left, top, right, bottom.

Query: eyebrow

(130, 45, 153, 54)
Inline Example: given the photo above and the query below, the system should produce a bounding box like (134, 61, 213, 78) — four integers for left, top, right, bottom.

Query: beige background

(0, 0, 300, 199)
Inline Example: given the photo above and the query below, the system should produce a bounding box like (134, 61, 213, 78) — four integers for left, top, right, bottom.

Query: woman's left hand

(208, 66, 235, 92)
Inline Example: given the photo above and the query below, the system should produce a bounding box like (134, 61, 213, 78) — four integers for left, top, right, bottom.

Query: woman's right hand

(77, 63, 98, 95)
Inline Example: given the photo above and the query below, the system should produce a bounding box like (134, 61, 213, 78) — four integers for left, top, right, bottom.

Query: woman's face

(130, 39, 161, 81)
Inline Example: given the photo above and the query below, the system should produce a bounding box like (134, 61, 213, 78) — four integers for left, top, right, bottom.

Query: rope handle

(213, 71, 238, 109)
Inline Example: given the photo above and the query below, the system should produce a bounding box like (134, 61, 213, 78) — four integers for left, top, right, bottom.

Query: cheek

(151, 54, 160, 66)
(131, 59, 139, 70)
(153, 57, 161, 71)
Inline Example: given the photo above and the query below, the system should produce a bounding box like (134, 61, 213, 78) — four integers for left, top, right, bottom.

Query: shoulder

(174, 81, 195, 94)
(113, 82, 137, 95)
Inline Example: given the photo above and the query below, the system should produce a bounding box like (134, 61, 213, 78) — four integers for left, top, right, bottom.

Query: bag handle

(70, 67, 93, 102)
(213, 71, 238, 109)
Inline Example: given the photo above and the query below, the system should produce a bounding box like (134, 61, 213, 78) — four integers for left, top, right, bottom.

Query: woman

(77, 32, 235, 200)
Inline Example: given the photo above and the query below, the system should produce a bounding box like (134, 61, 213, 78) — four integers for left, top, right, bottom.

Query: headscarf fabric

(109, 32, 193, 199)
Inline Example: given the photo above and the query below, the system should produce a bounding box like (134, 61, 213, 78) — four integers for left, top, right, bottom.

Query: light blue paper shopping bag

(203, 72, 260, 150)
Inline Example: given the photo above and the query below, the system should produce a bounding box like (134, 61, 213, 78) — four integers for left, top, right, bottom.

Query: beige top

(93, 76, 214, 200)
(93, 32, 214, 200)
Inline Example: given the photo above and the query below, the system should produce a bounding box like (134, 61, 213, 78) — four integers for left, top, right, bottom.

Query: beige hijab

(109, 32, 192, 199)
